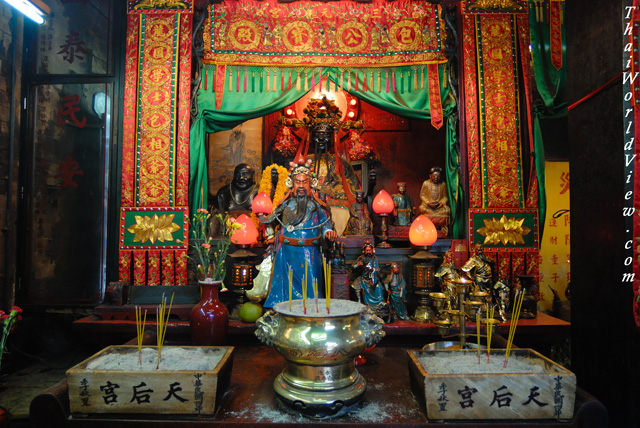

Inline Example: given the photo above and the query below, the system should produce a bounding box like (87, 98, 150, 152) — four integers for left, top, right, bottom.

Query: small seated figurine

(214, 163, 259, 213)
(392, 182, 413, 226)
(418, 166, 451, 236)
(344, 190, 372, 236)
(384, 263, 409, 321)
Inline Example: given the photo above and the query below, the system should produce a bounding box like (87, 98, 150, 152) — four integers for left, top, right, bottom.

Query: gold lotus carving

(467, 0, 526, 12)
(476, 214, 531, 245)
(126, 213, 181, 244)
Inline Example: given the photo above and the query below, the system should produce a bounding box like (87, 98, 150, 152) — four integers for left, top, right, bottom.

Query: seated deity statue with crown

(301, 97, 361, 236)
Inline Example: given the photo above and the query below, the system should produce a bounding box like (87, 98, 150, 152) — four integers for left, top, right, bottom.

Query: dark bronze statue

(214, 163, 258, 213)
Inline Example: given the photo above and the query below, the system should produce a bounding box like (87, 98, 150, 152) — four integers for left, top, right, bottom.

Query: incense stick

(313, 278, 318, 313)
(504, 289, 524, 367)
(135, 306, 147, 365)
(288, 267, 293, 311)
(303, 260, 308, 314)
(156, 293, 174, 369)
(327, 263, 331, 313)
(476, 313, 481, 364)
(486, 306, 494, 363)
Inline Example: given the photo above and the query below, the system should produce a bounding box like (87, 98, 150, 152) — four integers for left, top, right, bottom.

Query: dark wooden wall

(567, 0, 640, 425)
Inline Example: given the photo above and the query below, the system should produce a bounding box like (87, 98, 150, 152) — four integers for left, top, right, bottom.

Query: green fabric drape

(529, 5, 567, 113)
(189, 64, 463, 238)
(528, 1, 567, 236)
(189, 77, 306, 212)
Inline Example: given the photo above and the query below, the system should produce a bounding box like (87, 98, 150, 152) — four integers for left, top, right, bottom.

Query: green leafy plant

(190, 209, 243, 288)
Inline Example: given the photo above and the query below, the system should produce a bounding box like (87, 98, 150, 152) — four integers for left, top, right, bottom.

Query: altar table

(31, 343, 605, 428)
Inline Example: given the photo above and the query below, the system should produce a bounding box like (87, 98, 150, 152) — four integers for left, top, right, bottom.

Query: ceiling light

(4, 0, 50, 25)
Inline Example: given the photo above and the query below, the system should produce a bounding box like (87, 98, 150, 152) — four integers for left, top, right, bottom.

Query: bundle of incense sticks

(504, 289, 525, 368)
(323, 256, 331, 314)
(476, 313, 481, 364)
(135, 305, 147, 365)
(155, 293, 174, 369)
(486, 306, 494, 363)
(288, 267, 293, 311)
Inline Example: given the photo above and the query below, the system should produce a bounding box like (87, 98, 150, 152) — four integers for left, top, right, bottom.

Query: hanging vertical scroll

(121, 2, 193, 285)
(476, 14, 524, 208)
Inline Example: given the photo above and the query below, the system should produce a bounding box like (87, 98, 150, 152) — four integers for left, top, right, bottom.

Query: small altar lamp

(251, 192, 273, 216)
(408, 215, 439, 321)
(372, 190, 394, 248)
(251, 192, 273, 244)
(229, 214, 259, 320)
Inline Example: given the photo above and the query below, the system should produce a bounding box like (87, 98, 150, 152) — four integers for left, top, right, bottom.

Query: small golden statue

(418, 166, 451, 237)
(434, 251, 460, 310)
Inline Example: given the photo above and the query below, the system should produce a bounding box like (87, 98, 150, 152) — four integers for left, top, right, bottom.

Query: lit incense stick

(323, 256, 329, 314)
(136, 305, 147, 365)
(156, 293, 174, 370)
(303, 260, 308, 314)
(486, 306, 494, 363)
(289, 267, 293, 311)
(476, 313, 481, 364)
(314, 278, 318, 313)
(327, 263, 331, 313)
(504, 289, 524, 367)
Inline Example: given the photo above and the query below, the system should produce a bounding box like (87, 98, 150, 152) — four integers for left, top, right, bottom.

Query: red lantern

(230, 214, 258, 246)
(251, 192, 273, 215)
(409, 215, 438, 247)
(372, 190, 394, 214)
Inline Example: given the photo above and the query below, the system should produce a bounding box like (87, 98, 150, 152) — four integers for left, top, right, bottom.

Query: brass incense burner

(428, 278, 496, 349)
(255, 299, 386, 419)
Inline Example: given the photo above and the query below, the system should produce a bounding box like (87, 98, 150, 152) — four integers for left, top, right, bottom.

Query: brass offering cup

(465, 300, 484, 318)
(428, 292, 447, 310)
(481, 317, 500, 335)
(470, 290, 491, 304)
(255, 299, 386, 419)
(446, 309, 461, 318)
(434, 319, 452, 336)
(453, 279, 471, 295)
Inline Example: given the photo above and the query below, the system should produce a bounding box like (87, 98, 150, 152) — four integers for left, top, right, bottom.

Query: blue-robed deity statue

(384, 263, 409, 320)
(350, 242, 385, 307)
(260, 158, 337, 308)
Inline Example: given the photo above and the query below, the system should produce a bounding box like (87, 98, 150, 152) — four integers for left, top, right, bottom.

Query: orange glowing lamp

(372, 190, 394, 214)
(230, 214, 258, 246)
(409, 215, 438, 247)
(251, 192, 273, 215)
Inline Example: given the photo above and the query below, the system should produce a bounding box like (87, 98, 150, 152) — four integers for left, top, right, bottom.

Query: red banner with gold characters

(476, 14, 524, 208)
(204, 0, 447, 67)
(549, 0, 563, 71)
(121, 2, 192, 285)
(123, 8, 191, 208)
(462, 13, 482, 208)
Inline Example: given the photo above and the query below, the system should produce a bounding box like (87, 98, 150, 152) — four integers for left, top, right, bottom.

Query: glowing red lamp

(372, 190, 394, 214)
(230, 214, 258, 246)
(251, 192, 273, 215)
(372, 190, 394, 248)
(409, 215, 438, 247)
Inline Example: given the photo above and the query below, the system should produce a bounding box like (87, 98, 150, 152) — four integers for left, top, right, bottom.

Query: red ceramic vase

(190, 280, 229, 346)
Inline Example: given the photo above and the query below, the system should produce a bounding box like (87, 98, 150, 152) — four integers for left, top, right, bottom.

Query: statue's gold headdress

(302, 96, 342, 131)
(285, 157, 319, 189)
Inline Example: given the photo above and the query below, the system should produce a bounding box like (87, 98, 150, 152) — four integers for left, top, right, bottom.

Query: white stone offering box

(408, 348, 576, 420)
(66, 345, 233, 415)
